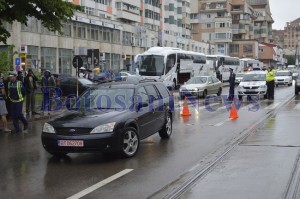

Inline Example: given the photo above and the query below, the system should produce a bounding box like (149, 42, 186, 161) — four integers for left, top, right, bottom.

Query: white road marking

(214, 118, 231, 126)
(264, 102, 280, 110)
(67, 169, 133, 199)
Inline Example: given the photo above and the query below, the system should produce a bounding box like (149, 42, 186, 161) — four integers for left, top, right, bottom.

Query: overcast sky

(269, 0, 300, 30)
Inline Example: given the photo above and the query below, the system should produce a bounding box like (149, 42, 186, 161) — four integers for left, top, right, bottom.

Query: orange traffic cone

(229, 101, 238, 119)
(181, 97, 191, 116)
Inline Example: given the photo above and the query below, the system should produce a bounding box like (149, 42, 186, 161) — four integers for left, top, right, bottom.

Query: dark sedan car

(59, 77, 93, 96)
(295, 74, 300, 95)
(41, 80, 174, 158)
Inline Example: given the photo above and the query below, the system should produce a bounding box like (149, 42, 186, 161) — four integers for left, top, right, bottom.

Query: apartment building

(0, 0, 213, 75)
(283, 18, 300, 55)
(191, 0, 273, 59)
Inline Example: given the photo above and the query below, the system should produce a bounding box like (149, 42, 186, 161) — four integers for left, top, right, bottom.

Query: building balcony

(144, 18, 160, 26)
(190, 18, 200, 24)
(214, 38, 232, 43)
(239, 29, 247, 34)
(182, 6, 191, 13)
(116, 0, 140, 7)
(215, 27, 232, 32)
(182, 17, 191, 25)
(240, 18, 252, 25)
(116, 10, 141, 22)
(214, 16, 232, 23)
(144, 4, 160, 13)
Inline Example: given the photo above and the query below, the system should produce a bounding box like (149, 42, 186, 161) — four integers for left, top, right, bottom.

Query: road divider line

(67, 169, 133, 199)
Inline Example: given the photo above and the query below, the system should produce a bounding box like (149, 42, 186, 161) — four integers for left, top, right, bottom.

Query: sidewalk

(181, 99, 300, 198)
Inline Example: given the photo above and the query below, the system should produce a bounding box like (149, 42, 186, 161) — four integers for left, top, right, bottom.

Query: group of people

(0, 69, 57, 134)
(227, 66, 275, 101)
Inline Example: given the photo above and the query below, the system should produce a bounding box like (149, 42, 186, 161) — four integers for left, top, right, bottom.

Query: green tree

(0, 45, 18, 74)
(0, 0, 82, 44)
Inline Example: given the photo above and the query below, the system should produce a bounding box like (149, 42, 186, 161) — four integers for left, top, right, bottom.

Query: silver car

(179, 76, 223, 99)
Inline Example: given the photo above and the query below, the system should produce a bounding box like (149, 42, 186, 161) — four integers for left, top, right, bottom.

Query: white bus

(240, 58, 263, 71)
(206, 55, 241, 82)
(136, 47, 213, 88)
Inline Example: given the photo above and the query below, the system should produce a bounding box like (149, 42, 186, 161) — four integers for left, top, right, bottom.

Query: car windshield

(236, 73, 244, 78)
(276, 72, 290, 76)
(81, 88, 135, 110)
(186, 76, 207, 84)
(242, 73, 266, 82)
(139, 55, 165, 76)
(78, 78, 93, 85)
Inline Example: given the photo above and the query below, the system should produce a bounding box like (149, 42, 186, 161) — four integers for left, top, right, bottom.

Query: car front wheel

(159, 113, 172, 139)
(121, 127, 139, 158)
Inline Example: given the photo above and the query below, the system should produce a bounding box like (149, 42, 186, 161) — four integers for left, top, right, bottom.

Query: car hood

(239, 81, 266, 86)
(181, 84, 205, 90)
(49, 109, 127, 128)
(275, 76, 291, 79)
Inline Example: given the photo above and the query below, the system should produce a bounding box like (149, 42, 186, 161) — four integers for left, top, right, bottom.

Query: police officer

(7, 71, 28, 133)
(228, 67, 236, 101)
(266, 66, 275, 100)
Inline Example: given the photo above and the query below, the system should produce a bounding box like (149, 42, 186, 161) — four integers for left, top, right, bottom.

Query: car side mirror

(135, 101, 148, 111)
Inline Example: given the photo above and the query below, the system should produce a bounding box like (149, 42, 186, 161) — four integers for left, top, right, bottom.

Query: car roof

(91, 80, 164, 89)
(276, 70, 290, 72)
(245, 71, 266, 74)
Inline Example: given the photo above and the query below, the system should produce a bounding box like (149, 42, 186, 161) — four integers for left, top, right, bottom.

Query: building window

(207, 23, 211, 28)
(73, 22, 86, 39)
(87, 25, 99, 41)
(59, 49, 72, 74)
(207, 14, 211, 18)
(112, 29, 120, 44)
(61, 22, 72, 37)
(103, 27, 111, 43)
(123, 31, 132, 45)
(41, 47, 56, 71)
(112, 54, 120, 71)
(26, 46, 39, 69)
(259, 48, 263, 52)
(21, 17, 39, 33)
(229, 44, 239, 53)
(243, 44, 253, 53)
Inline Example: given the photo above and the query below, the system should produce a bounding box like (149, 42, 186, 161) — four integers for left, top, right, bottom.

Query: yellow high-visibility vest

(266, 70, 275, 82)
(8, 81, 24, 102)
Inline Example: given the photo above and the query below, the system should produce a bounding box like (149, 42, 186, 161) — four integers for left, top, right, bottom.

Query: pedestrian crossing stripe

(264, 102, 280, 110)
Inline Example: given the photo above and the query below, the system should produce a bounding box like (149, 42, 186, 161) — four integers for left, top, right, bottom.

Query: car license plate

(245, 89, 252, 92)
(58, 140, 84, 147)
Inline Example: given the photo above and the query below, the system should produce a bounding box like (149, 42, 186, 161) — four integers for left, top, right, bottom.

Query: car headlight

(43, 123, 55, 134)
(90, 122, 116, 134)
(179, 87, 185, 92)
(193, 88, 198, 91)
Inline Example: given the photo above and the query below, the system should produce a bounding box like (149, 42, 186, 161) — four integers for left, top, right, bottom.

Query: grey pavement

(181, 95, 300, 199)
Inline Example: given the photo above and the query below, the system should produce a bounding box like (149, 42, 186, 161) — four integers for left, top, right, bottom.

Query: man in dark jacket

(228, 67, 236, 101)
(24, 69, 38, 115)
(7, 71, 28, 133)
(41, 70, 56, 114)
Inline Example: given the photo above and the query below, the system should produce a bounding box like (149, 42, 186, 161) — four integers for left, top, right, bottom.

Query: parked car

(179, 76, 222, 99)
(238, 71, 267, 100)
(235, 73, 245, 85)
(275, 70, 292, 87)
(120, 71, 138, 80)
(59, 77, 94, 96)
(41, 80, 174, 158)
(295, 74, 300, 95)
(292, 71, 299, 80)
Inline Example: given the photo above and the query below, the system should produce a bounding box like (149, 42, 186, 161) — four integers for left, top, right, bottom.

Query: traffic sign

(72, 56, 83, 68)
(15, 58, 20, 65)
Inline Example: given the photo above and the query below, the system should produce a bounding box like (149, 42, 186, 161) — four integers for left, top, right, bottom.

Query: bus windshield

(139, 55, 165, 76)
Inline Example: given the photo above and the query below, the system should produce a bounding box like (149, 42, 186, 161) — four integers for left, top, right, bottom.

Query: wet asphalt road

(0, 85, 295, 199)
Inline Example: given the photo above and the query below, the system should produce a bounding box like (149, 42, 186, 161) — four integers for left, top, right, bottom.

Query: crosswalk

(176, 99, 300, 112)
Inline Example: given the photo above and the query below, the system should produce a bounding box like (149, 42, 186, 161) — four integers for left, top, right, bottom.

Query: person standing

(24, 69, 39, 115)
(266, 66, 275, 100)
(228, 67, 236, 101)
(0, 76, 11, 132)
(7, 72, 28, 133)
(41, 70, 56, 115)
